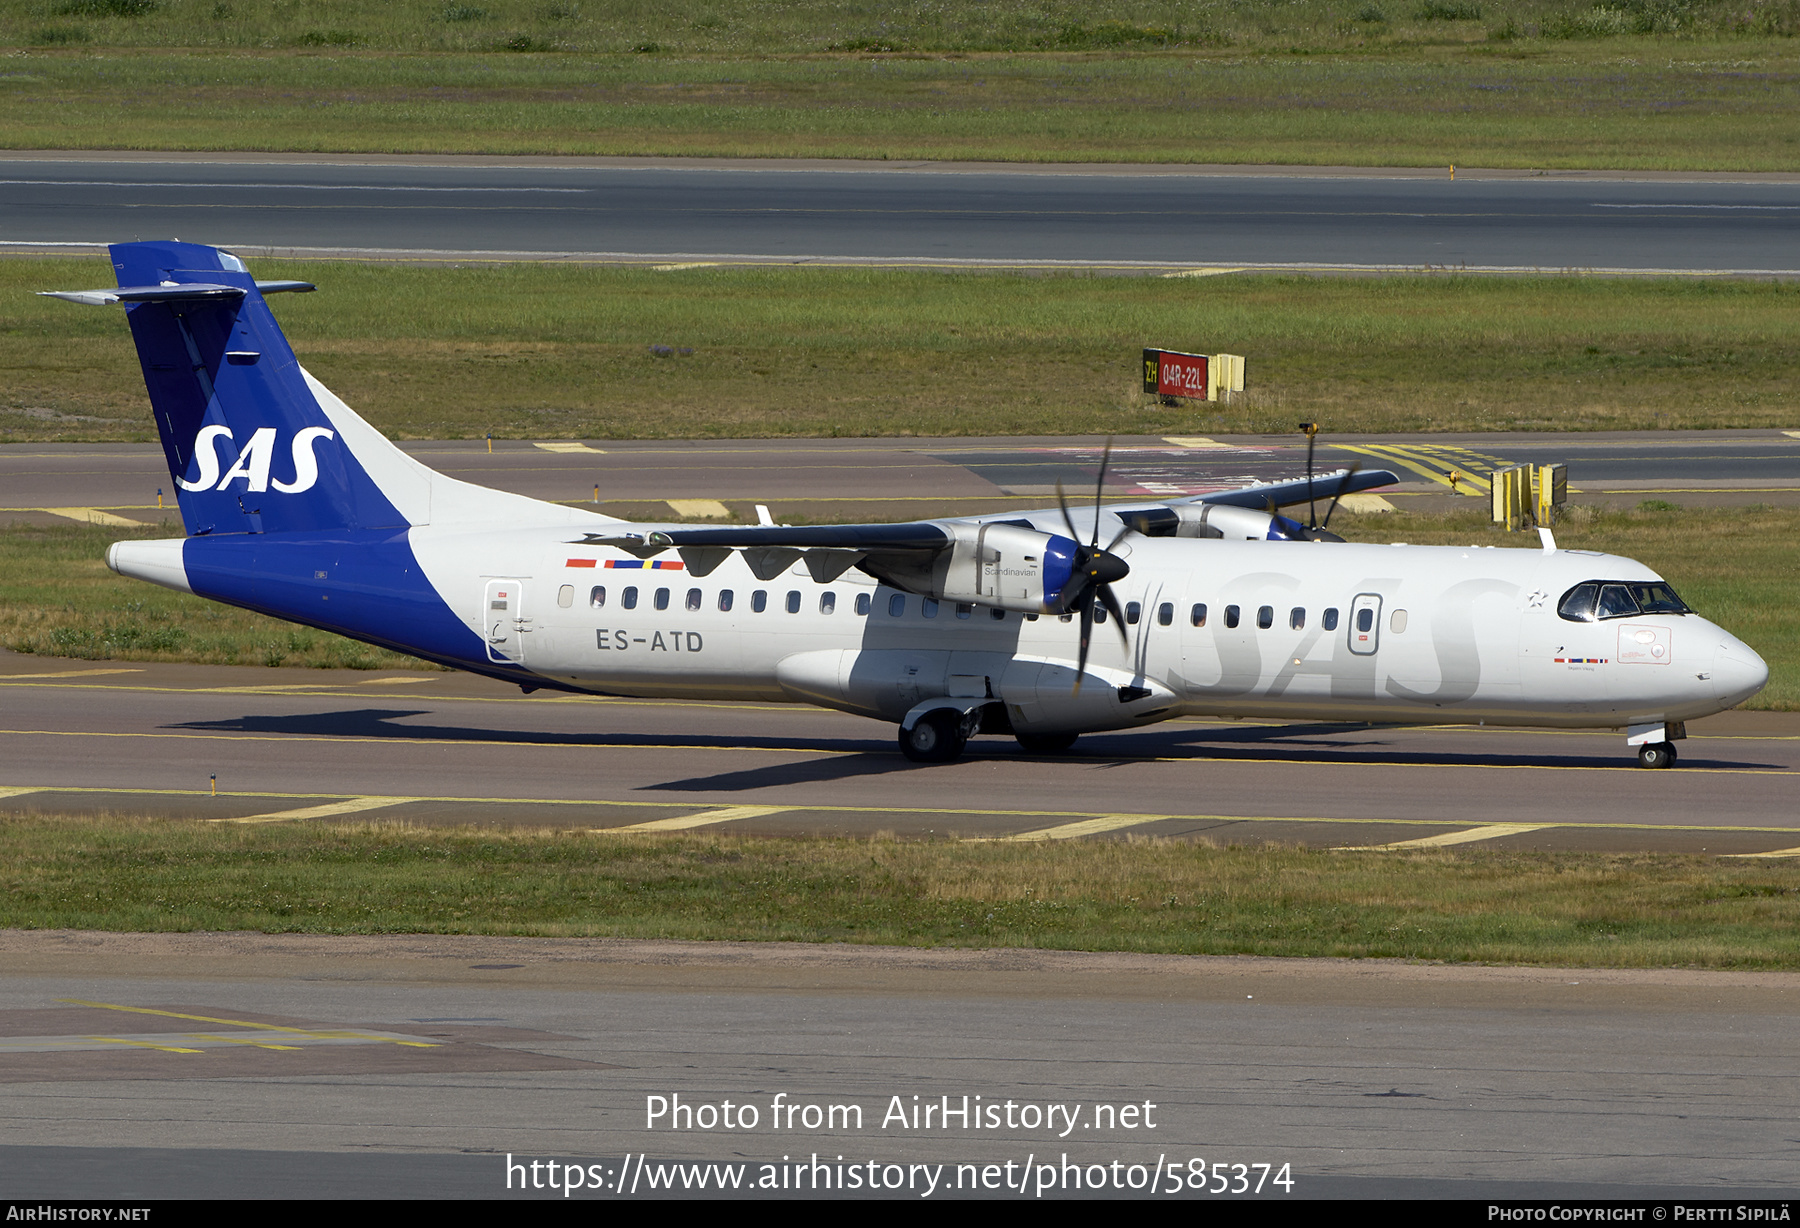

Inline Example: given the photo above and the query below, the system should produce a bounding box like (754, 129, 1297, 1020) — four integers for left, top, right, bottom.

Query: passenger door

(1348, 592, 1383, 656)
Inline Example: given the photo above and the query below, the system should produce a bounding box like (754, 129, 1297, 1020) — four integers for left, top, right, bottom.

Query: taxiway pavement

(5, 430, 1799, 532)
(3, 656, 1794, 854)
(0, 934, 1796, 1200)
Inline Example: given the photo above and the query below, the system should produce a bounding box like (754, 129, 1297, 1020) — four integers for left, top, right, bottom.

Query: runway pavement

(0, 933, 1797, 1200)
(5, 430, 1799, 531)
(3, 154, 1798, 274)
(3, 656, 1795, 854)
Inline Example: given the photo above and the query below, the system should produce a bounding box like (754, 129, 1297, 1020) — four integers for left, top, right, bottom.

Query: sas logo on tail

(177, 426, 335, 494)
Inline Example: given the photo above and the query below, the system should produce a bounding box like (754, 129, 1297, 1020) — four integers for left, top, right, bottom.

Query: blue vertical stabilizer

(108, 240, 408, 536)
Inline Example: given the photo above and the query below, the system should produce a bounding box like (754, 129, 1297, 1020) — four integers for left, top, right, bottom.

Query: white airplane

(46, 242, 1768, 770)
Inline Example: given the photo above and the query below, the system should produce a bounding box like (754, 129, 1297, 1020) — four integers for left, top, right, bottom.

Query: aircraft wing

(1179, 467, 1402, 510)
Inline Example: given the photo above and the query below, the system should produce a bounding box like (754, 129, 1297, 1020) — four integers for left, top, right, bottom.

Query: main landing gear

(899, 709, 969, 764)
(898, 711, 1080, 763)
(1636, 741, 1678, 770)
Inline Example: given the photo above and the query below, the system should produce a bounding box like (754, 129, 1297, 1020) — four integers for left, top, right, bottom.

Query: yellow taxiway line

(60, 1000, 439, 1048)
(1363, 822, 1558, 849)
(612, 804, 795, 832)
(11, 783, 1800, 844)
(998, 814, 1174, 841)
(6, 724, 1792, 776)
(213, 797, 420, 824)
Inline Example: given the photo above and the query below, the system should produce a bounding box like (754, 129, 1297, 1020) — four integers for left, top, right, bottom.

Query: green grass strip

(4, 815, 1798, 968)
(8, 259, 1800, 442)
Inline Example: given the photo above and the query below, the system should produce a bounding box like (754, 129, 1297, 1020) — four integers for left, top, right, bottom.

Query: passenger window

(855, 593, 870, 616)
(786, 590, 802, 613)
(654, 587, 670, 611)
(685, 588, 702, 611)
(1289, 607, 1305, 630)
(718, 589, 734, 612)
(956, 603, 973, 619)
(1224, 605, 1239, 629)
(1390, 609, 1408, 633)
(1323, 607, 1338, 631)
(1093, 602, 1108, 624)
(1024, 613, 1039, 622)
(889, 593, 906, 617)
(1158, 602, 1174, 627)
(820, 591, 837, 615)
(589, 585, 606, 609)
(622, 586, 639, 610)
(752, 590, 767, 613)
(921, 598, 939, 618)
(1126, 601, 1141, 625)
(1191, 603, 1207, 627)
(1257, 605, 1273, 630)
(990, 607, 1006, 621)
(558, 585, 574, 609)
(1356, 608, 1374, 633)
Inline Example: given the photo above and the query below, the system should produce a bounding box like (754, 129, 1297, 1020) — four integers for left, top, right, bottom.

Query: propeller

(1294, 421, 1352, 543)
(1053, 441, 1132, 693)
(1318, 460, 1363, 534)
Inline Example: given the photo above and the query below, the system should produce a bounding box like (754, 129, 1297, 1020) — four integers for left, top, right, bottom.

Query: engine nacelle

(868, 523, 1079, 614)
(1171, 503, 1308, 541)
(936, 523, 1079, 613)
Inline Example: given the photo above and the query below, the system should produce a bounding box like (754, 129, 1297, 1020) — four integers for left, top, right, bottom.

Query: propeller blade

(1305, 430, 1318, 528)
(1320, 460, 1364, 531)
(1090, 439, 1112, 548)
(1055, 480, 1081, 546)
(1072, 598, 1094, 694)
(1096, 583, 1130, 648)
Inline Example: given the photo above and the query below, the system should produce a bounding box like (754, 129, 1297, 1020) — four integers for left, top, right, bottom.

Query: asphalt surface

(5, 430, 1799, 531)
(3, 657, 1795, 853)
(3, 155, 1798, 273)
(1, 934, 1797, 1200)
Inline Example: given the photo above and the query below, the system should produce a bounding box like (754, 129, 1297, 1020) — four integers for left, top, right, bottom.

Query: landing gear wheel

(899, 710, 968, 764)
(1637, 741, 1677, 769)
(1016, 732, 1078, 755)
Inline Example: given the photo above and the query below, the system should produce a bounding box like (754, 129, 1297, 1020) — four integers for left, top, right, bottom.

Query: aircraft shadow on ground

(1085, 721, 1780, 770)
(165, 708, 894, 755)
(163, 709, 1781, 774)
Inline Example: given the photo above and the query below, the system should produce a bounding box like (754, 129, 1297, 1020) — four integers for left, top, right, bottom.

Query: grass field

(8, 259, 1799, 442)
(3, 815, 1796, 966)
(0, 0, 1797, 168)
(4, 504, 1796, 707)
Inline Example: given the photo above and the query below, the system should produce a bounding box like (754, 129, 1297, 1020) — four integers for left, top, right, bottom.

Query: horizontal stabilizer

(38, 279, 314, 307)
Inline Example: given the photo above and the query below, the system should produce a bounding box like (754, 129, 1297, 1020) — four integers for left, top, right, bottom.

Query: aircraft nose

(1712, 635, 1769, 707)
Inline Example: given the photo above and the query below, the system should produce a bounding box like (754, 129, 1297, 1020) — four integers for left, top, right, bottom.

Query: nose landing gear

(1636, 741, 1677, 769)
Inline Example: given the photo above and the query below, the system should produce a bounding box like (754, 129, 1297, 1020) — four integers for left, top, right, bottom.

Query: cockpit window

(1558, 580, 1689, 623)
(1630, 583, 1690, 615)
(1596, 584, 1638, 619)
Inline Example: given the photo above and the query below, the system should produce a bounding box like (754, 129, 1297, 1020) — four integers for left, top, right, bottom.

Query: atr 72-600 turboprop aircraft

(48, 242, 1768, 768)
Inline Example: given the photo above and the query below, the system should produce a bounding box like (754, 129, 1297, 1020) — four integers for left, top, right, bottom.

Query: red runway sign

(1143, 348, 1210, 399)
